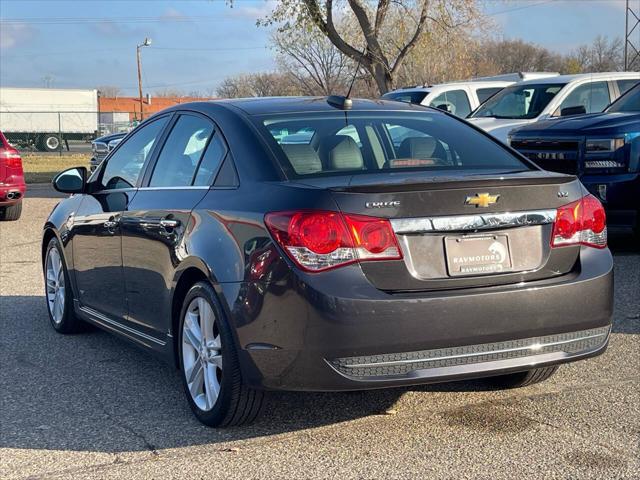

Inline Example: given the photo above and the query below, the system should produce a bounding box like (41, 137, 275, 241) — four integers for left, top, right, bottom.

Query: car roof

(210, 96, 432, 115)
(390, 81, 512, 93)
(515, 72, 640, 86)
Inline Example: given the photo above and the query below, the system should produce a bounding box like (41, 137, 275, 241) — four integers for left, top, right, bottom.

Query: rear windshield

(471, 83, 566, 120)
(254, 111, 530, 179)
(381, 91, 429, 105)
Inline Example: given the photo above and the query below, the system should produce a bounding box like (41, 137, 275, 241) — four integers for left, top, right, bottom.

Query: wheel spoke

(209, 354, 223, 370)
(198, 297, 213, 341)
(183, 313, 202, 351)
(182, 295, 222, 412)
(186, 361, 204, 394)
(203, 364, 220, 409)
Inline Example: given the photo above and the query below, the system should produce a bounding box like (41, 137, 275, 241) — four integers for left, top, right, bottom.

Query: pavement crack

(95, 401, 160, 457)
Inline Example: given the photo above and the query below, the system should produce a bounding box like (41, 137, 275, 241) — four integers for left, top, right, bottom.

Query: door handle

(104, 218, 119, 229)
(159, 218, 180, 229)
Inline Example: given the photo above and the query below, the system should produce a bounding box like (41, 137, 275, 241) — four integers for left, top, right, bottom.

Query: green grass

(21, 154, 90, 184)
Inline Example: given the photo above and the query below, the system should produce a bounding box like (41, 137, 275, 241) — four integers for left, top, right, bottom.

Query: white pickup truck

(0, 87, 98, 151)
(467, 72, 640, 143)
(382, 73, 560, 118)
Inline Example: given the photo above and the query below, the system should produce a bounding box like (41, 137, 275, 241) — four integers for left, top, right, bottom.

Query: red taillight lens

(343, 214, 401, 259)
(0, 149, 23, 169)
(551, 194, 607, 249)
(265, 210, 402, 272)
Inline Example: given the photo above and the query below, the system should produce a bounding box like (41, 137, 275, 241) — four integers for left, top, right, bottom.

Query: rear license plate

(445, 235, 512, 277)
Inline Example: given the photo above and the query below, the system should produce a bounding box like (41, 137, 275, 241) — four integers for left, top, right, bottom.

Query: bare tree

(97, 85, 122, 97)
(216, 72, 303, 98)
(256, 0, 480, 94)
(566, 36, 624, 72)
(273, 28, 351, 95)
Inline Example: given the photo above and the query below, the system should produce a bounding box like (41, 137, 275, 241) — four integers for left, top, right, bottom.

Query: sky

(0, 0, 633, 95)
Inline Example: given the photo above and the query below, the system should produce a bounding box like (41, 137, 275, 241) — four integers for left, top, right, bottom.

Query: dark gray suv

(43, 97, 613, 427)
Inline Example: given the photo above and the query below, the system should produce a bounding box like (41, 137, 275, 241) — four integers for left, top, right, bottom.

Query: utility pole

(624, 0, 639, 71)
(136, 38, 152, 120)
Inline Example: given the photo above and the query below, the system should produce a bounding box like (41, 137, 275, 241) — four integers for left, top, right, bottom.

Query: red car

(0, 131, 26, 221)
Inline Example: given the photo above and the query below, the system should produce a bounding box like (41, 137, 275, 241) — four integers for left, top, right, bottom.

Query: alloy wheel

(182, 297, 223, 411)
(46, 246, 65, 324)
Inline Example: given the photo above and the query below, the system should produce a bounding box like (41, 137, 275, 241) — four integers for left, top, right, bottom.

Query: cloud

(161, 7, 188, 21)
(0, 23, 36, 50)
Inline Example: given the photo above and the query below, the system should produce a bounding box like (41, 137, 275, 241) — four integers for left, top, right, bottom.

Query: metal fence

(0, 111, 139, 152)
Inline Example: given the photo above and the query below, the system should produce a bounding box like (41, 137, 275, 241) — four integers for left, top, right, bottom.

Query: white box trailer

(0, 87, 98, 151)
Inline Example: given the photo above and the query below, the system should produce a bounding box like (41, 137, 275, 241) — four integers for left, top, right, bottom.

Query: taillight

(264, 210, 402, 272)
(551, 194, 607, 249)
(0, 148, 23, 169)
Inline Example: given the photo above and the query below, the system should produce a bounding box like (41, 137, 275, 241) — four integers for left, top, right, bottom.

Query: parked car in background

(383, 80, 514, 117)
(381, 72, 560, 118)
(90, 132, 126, 172)
(0, 131, 26, 221)
(43, 97, 613, 427)
(468, 72, 640, 143)
(510, 81, 640, 235)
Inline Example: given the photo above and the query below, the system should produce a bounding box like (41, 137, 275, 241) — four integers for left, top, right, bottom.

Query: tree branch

(390, 0, 430, 76)
(302, 0, 362, 60)
(374, 0, 391, 35)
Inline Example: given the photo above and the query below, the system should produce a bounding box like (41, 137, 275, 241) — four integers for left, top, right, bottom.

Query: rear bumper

(582, 173, 639, 229)
(223, 247, 613, 391)
(0, 183, 26, 205)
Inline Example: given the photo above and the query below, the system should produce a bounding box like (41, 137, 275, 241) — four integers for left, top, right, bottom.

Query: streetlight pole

(136, 38, 152, 121)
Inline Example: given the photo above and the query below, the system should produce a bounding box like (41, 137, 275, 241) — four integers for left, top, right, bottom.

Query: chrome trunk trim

(391, 209, 556, 234)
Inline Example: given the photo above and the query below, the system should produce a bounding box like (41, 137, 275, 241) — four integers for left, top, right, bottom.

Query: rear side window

(255, 111, 529, 179)
(476, 87, 502, 104)
(427, 90, 471, 117)
(149, 115, 213, 187)
(557, 81, 611, 115)
(616, 79, 639, 96)
(193, 133, 227, 186)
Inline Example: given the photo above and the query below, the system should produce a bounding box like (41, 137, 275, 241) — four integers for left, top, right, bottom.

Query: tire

(487, 366, 559, 389)
(0, 201, 22, 221)
(178, 281, 264, 427)
(44, 237, 84, 333)
(38, 134, 61, 152)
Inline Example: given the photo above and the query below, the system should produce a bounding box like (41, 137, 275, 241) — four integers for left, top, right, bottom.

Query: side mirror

(435, 103, 452, 113)
(560, 105, 586, 117)
(53, 166, 87, 194)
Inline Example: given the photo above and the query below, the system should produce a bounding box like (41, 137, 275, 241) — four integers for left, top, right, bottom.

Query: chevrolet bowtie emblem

(465, 193, 500, 208)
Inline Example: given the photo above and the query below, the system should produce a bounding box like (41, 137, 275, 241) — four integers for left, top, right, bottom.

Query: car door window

(428, 90, 471, 117)
(616, 79, 639, 96)
(149, 114, 214, 187)
(476, 87, 502, 104)
(193, 133, 227, 186)
(101, 117, 168, 190)
(557, 81, 611, 115)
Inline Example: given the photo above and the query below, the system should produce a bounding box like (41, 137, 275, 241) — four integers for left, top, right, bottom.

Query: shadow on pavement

(24, 183, 66, 199)
(0, 294, 493, 454)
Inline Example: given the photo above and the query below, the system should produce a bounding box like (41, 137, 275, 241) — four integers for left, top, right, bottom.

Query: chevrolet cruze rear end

(42, 97, 613, 427)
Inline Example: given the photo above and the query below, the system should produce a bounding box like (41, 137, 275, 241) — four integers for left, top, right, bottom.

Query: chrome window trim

(137, 186, 210, 191)
(391, 209, 556, 234)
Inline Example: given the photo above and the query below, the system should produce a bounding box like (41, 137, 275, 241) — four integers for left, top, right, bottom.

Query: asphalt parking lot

(1, 186, 638, 480)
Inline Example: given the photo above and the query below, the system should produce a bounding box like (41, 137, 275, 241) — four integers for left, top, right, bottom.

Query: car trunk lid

(298, 170, 583, 292)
